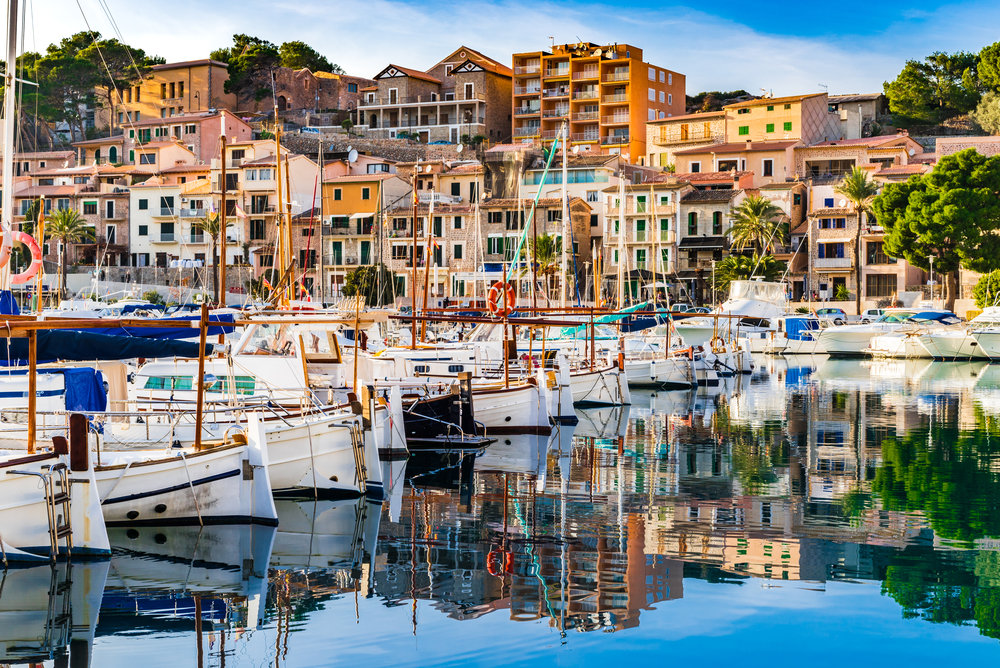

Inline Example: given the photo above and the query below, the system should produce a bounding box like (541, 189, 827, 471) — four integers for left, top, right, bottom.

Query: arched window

(108, 146, 118, 163)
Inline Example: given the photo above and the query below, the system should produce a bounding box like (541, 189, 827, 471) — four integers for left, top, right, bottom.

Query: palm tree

(713, 254, 786, 294)
(835, 167, 879, 315)
(726, 195, 787, 255)
(46, 208, 94, 299)
(192, 213, 233, 302)
(528, 233, 561, 303)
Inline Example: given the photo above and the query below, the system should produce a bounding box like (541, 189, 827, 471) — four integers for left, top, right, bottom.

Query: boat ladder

(43, 564, 73, 651)
(8, 463, 74, 561)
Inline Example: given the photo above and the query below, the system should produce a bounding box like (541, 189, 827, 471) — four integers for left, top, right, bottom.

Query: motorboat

(674, 280, 788, 348)
(817, 309, 960, 356)
(762, 315, 825, 355)
(922, 306, 1000, 359)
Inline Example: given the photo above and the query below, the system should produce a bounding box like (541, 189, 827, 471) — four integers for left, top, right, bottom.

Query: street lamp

(711, 259, 717, 309)
(929, 255, 935, 304)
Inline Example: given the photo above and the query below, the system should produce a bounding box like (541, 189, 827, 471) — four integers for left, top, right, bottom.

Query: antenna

(818, 84, 828, 92)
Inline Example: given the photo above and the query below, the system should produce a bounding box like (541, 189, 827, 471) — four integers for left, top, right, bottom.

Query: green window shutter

(767, 105, 774, 111)
(784, 122, 792, 131)
(738, 126, 749, 136)
(766, 123, 774, 133)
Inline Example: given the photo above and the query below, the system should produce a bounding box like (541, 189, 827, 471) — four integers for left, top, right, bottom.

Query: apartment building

(73, 136, 125, 166)
(676, 189, 747, 302)
(723, 93, 841, 145)
(129, 176, 214, 268)
(358, 46, 513, 144)
(108, 59, 235, 129)
(645, 111, 728, 169)
(121, 111, 253, 166)
(1, 151, 76, 176)
(672, 140, 798, 188)
(511, 41, 685, 163)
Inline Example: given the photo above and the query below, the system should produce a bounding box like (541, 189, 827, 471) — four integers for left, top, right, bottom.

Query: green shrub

(142, 289, 165, 305)
(973, 270, 1000, 309)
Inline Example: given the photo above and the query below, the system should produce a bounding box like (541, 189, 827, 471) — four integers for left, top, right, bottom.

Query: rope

(178, 451, 204, 526)
(99, 460, 133, 503)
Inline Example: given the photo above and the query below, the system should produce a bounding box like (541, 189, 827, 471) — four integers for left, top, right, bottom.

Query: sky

(22, 0, 1000, 98)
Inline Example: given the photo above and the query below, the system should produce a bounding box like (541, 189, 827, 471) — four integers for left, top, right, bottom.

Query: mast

(219, 132, 227, 307)
(273, 125, 286, 307)
(616, 176, 625, 310)
(0, 0, 19, 292)
(318, 138, 325, 303)
(420, 191, 434, 342)
(560, 122, 569, 310)
(410, 172, 417, 349)
(650, 184, 656, 307)
(283, 153, 294, 305)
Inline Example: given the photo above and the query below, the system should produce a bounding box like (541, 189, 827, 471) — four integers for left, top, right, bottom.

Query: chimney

(746, 139, 752, 150)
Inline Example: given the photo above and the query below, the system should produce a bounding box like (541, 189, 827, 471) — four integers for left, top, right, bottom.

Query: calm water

(10, 356, 1000, 667)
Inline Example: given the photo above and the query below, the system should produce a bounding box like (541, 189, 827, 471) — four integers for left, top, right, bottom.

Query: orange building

(511, 41, 685, 163)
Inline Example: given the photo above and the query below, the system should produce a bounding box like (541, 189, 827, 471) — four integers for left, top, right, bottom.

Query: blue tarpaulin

(0, 290, 19, 316)
(0, 330, 212, 366)
(785, 317, 820, 341)
(84, 313, 236, 340)
(1, 366, 107, 412)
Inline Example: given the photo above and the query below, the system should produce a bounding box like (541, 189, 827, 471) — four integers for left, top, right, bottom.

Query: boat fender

(9, 232, 42, 284)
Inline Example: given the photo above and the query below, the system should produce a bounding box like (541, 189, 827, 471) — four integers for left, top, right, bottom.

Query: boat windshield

(237, 323, 297, 356)
(876, 310, 917, 324)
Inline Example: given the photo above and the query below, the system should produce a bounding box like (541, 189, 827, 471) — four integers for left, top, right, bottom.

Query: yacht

(817, 309, 960, 356)
(919, 306, 1000, 359)
(762, 315, 825, 355)
(674, 280, 788, 348)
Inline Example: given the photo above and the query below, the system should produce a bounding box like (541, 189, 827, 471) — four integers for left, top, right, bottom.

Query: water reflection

(15, 356, 1000, 666)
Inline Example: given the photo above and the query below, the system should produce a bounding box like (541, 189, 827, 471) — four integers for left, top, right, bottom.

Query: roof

(14, 185, 77, 197)
(674, 141, 797, 156)
(758, 180, 807, 190)
(135, 141, 186, 149)
(151, 59, 228, 71)
(527, 153, 619, 170)
(677, 236, 730, 249)
(7, 150, 75, 159)
(180, 179, 211, 195)
(375, 64, 441, 84)
(808, 134, 913, 148)
(442, 162, 483, 174)
(33, 165, 104, 176)
(435, 46, 513, 77)
(875, 165, 931, 176)
(313, 71, 339, 80)
(360, 85, 378, 91)
(485, 143, 534, 153)
(160, 164, 211, 173)
(809, 208, 857, 217)
(481, 197, 589, 209)
(647, 110, 726, 124)
(324, 173, 401, 184)
(724, 93, 826, 109)
(656, 170, 753, 182)
(828, 93, 884, 103)
(72, 136, 124, 146)
(292, 207, 323, 221)
(681, 189, 742, 203)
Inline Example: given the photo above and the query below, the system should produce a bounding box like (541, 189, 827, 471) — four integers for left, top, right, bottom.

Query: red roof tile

(673, 141, 797, 156)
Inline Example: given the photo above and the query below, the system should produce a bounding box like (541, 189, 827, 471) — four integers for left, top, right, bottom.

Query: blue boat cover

(85, 313, 236, 339)
(0, 290, 20, 316)
(785, 317, 820, 341)
(1, 367, 107, 412)
(0, 330, 212, 366)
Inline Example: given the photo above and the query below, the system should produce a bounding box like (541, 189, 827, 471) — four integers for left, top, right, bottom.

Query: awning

(349, 212, 375, 219)
(678, 236, 729, 250)
(816, 237, 853, 243)
(676, 271, 699, 279)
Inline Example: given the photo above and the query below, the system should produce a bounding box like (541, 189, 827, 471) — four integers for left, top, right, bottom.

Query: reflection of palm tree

(726, 195, 786, 255)
(834, 167, 879, 314)
(47, 208, 94, 298)
(193, 213, 233, 302)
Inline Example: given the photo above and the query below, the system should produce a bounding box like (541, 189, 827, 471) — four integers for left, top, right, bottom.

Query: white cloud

(25, 0, 1000, 99)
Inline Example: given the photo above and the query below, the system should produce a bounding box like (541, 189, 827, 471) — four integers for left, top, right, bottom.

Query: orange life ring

(9, 232, 42, 284)
(0, 229, 11, 269)
(487, 281, 516, 317)
(486, 549, 514, 576)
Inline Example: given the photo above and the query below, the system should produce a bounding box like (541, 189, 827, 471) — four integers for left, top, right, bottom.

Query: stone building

(645, 111, 728, 169)
(677, 189, 746, 303)
(358, 46, 513, 144)
(256, 68, 375, 114)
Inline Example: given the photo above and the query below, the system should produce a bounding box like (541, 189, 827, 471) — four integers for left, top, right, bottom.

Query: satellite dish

(572, 145, 580, 153)
(592, 48, 602, 57)
(604, 48, 615, 58)
(456, 144, 463, 153)
(347, 149, 358, 163)
(908, 148, 915, 156)
(838, 198, 847, 208)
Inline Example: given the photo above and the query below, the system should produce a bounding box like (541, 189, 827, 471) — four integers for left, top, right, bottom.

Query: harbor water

(10, 355, 1000, 666)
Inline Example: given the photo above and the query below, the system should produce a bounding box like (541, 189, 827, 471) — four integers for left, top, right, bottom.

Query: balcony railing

(542, 108, 569, 118)
(514, 107, 540, 116)
(571, 132, 600, 142)
(360, 93, 486, 106)
(573, 91, 599, 101)
(513, 126, 541, 138)
(180, 208, 207, 218)
(514, 86, 541, 95)
(601, 134, 629, 145)
(602, 94, 629, 104)
(572, 70, 599, 80)
(514, 66, 540, 75)
(542, 88, 569, 98)
(660, 230, 676, 243)
(603, 71, 630, 82)
(187, 235, 206, 244)
(544, 68, 570, 78)
(653, 129, 722, 146)
(602, 115, 630, 125)
(159, 207, 175, 216)
(815, 257, 852, 268)
(572, 111, 599, 121)
(153, 233, 176, 243)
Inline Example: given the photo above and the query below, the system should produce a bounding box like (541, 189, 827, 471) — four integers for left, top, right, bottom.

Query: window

(105, 201, 115, 218)
(245, 169, 257, 182)
(784, 103, 791, 110)
(648, 109, 655, 121)
(138, 224, 148, 236)
(160, 108, 167, 118)
(139, 153, 156, 165)
(737, 108, 750, 114)
(738, 126, 749, 136)
(348, 83, 357, 93)
(488, 211, 503, 224)
(690, 161, 700, 173)
(762, 159, 773, 177)
(712, 211, 722, 235)
(185, 124, 196, 134)
(867, 274, 897, 297)
(590, 214, 598, 227)
(547, 209, 562, 222)
(687, 212, 697, 236)
(648, 66, 655, 80)
(648, 88, 655, 101)
(250, 219, 265, 240)
(259, 255, 274, 267)
(659, 91, 665, 103)
(818, 242, 845, 258)
(361, 187, 370, 200)
(464, 83, 474, 99)
(107, 225, 117, 244)
(453, 243, 463, 259)
(134, 111, 140, 121)
(333, 188, 342, 201)
(819, 218, 846, 229)
(451, 182, 460, 197)
(433, 216, 443, 237)
(39, 178, 54, 186)
(867, 241, 896, 265)
(83, 201, 97, 215)
(767, 105, 774, 112)
(505, 210, 525, 229)
(668, 93, 672, 105)
(784, 122, 792, 131)
(259, 168, 272, 180)
(129, 150, 134, 163)
(793, 193, 802, 205)
(56, 198, 69, 211)
(299, 249, 317, 268)
(487, 236, 503, 255)
(668, 73, 672, 85)
(453, 216, 462, 230)
(74, 176, 88, 184)
(824, 198, 835, 208)
(765, 123, 774, 133)
(138, 199, 148, 210)
(391, 245, 409, 260)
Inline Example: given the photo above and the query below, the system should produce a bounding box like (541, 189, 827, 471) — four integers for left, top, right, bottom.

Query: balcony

(250, 205, 276, 215)
(542, 88, 569, 99)
(513, 126, 541, 138)
(186, 234, 206, 244)
(151, 233, 177, 244)
(514, 65, 540, 75)
(103, 209, 125, 220)
(678, 259, 717, 271)
(544, 67, 570, 78)
(571, 132, 600, 142)
(572, 70, 599, 80)
(573, 90, 599, 101)
(601, 134, 629, 146)
(602, 115, 630, 125)
(602, 94, 629, 104)
(815, 257, 852, 269)
(572, 111, 599, 122)
(514, 86, 541, 96)
(602, 71, 630, 82)
(514, 107, 540, 116)
(653, 128, 722, 146)
(156, 207, 176, 217)
(180, 208, 207, 218)
(660, 230, 676, 244)
(542, 108, 569, 118)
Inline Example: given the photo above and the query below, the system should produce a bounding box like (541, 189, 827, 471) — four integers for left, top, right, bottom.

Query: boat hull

(570, 367, 631, 406)
(918, 330, 988, 359)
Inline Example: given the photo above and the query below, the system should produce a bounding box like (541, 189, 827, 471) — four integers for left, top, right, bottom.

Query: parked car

(860, 309, 884, 324)
(815, 307, 848, 325)
(669, 303, 693, 313)
(689, 307, 712, 314)
(427, 140, 453, 145)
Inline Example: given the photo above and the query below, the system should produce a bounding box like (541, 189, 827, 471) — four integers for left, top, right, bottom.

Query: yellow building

(723, 93, 841, 145)
(511, 42, 685, 163)
(108, 59, 236, 129)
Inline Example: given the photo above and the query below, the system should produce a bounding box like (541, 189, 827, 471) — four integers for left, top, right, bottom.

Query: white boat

(761, 316, 826, 355)
(920, 307, 1000, 359)
(570, 365, 631, 405)
(93, 414, 277, 527)
(674, 280, 788, 347)
(0, 447, 110, 562)
(817, 308, 960, 356)
(271, 498, 379, 570)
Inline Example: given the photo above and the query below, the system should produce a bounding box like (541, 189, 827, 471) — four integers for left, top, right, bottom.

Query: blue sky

(31, 0, 1000, 98)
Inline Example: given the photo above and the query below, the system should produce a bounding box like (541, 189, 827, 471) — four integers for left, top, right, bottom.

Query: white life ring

(9, 232, 42, 284)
